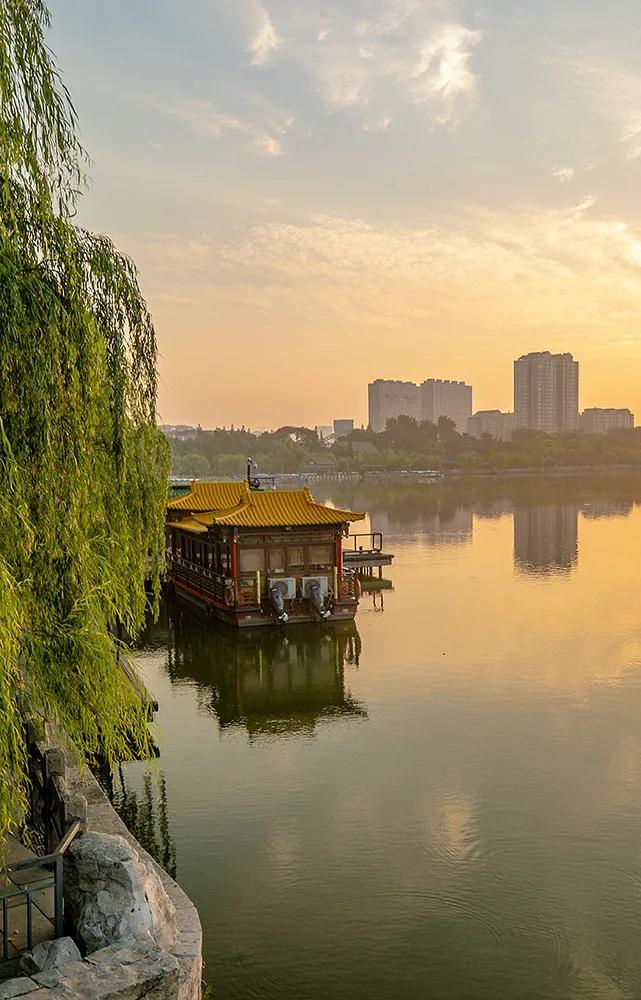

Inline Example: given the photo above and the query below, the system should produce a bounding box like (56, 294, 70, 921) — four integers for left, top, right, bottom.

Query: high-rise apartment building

(420, 379, 472, 432)
(580, 408, 634, 433)
(514, 351, 579, 432)
(467, 410, 515, 442)
(367, 380, 421, 433)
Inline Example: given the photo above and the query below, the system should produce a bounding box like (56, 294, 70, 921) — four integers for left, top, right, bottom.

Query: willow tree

(0, 0, 170, 839)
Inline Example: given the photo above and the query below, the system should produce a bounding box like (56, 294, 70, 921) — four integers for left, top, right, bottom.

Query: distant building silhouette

(315, 424, 333, 442)
(160, 423, 198, 440)
(580, 408, 634, 433)
(468, 410, 515, 442)
(368, 380, 421, 433)
(368, 377, 472, 433)
(333, 418, 354, 437)
(514, 351, 579, 432)
(420, 379, 472, 432)
(514, 504, 578, 573)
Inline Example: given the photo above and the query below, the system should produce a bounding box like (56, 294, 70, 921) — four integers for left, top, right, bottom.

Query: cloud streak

(248, 2, 280, 66)
(133, 200, 641, 336)
(152, 97, 284, 156)
(567, 56, 641, 163)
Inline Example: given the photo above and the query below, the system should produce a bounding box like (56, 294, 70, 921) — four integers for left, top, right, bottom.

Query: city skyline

(47, 1, 641, 428)
(366, 352, 634, 436)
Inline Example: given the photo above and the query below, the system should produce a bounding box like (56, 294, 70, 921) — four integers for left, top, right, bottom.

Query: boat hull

(166, 578, 358, 628)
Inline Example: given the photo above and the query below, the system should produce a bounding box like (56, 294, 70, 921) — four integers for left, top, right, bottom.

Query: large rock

(0, 980, 40, 999)
(65, 832, 176, 954)
(30, 935, 179, 998)
(19, 936, 82, 975)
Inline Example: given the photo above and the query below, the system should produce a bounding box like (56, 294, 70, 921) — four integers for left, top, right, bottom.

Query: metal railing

(346, 532, 383, 553)
(1, 820, 81, 963)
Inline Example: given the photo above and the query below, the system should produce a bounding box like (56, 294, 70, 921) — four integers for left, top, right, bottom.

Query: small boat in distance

(165, 478, 364, 627)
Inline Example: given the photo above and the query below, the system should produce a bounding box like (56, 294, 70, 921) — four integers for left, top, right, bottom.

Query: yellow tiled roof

(166, 481, 363, 531)
(166, 516, 208, 534)
(167, 481, 247, 512)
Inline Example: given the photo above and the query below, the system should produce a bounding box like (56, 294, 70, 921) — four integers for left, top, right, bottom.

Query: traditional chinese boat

(165, 479, 364, 627)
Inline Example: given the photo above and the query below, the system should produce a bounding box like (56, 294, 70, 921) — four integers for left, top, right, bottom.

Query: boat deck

(343, 533, 394, 569)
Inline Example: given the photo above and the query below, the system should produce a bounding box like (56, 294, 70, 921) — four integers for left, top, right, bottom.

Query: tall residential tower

(367, 380, 421, 433)
(514, 351, 579, 432)
(368, 377, 472, 433)
(420, 379, 472, 433)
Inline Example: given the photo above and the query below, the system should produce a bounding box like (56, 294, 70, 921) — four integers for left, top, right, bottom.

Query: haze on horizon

(49, 0, 641, 429)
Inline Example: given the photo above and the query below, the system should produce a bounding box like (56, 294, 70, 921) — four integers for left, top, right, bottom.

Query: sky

(48, 0, 641, 429)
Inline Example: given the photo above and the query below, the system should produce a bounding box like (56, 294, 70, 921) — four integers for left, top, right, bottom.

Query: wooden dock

(343, 533, 394, 570)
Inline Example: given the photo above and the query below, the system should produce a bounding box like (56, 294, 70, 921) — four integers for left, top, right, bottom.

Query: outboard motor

(269, 584, 289, 623)
(308, 581, 330, 620)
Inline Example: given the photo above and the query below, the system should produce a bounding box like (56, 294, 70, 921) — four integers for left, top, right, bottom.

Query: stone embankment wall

(1, 746, 202, 1000)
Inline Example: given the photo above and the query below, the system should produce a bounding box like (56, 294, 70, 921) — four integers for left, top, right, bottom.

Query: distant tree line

(166, 415, 641, 478)
(169, 425, 326, 477)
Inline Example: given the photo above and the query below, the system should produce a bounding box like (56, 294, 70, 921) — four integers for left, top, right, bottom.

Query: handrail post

(54, 854, 64, 939)
(2, 897, 8, 960)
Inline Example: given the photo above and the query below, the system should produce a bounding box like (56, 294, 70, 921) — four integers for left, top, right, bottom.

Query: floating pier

(343, 533, 394, 573)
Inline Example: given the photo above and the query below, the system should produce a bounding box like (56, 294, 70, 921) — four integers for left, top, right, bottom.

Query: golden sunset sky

(50, 0, 641, 428)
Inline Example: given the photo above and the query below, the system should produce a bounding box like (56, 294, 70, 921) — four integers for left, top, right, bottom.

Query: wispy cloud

(551, 166, 575, 183)
(409, 25, 483, 122)
(567, 56, 641, 163)
(248, 2, 280, 66)
(362, 117, 393, 133)
(233, 2, 483, 127)
(133, 201, 641, 337)
(152, 98, 284, 156)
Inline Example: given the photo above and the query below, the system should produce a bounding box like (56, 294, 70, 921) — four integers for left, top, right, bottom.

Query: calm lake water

(127, 476, 641, 1000)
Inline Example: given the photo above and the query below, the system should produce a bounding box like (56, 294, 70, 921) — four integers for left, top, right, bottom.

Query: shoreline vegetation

(167, 417, 641, 481)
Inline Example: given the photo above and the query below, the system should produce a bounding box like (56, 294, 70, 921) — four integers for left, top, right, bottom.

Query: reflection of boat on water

(162, 604, 366, 736)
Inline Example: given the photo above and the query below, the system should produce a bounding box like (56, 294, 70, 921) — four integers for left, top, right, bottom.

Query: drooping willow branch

(0, 0, 170, 839)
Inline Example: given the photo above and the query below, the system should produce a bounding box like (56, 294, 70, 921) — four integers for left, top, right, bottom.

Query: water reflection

(128, 476, 641, 1000)
(580, 497, 634, 518)
(514, 504, 578, 575)
(317, 475, 641, 577)
(370, 505, 472, 545)
(112, 769, 177, 879)
(150, 607, 367, 736)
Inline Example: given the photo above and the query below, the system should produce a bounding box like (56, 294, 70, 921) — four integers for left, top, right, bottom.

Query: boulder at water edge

(65, 831, 176, 954)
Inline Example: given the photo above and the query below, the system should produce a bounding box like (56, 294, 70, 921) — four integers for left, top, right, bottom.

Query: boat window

(287, 546, 304, 569)
(206, 545, 214, 570)
(239, 548, 265, 573)
(310, 544, 332, 566)
(269, 547, 285, 572)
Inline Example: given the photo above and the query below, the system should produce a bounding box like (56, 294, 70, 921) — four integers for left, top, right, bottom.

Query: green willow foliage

(0, 0, 170, 838)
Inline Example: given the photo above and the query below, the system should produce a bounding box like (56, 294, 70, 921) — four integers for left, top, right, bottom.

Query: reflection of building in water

(514, 504, 578, 573)
(474, 500, 514, 520)
(369, 506, 472, 545)
(164, 608, 366, 736)
(580, 498, 634, 519)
